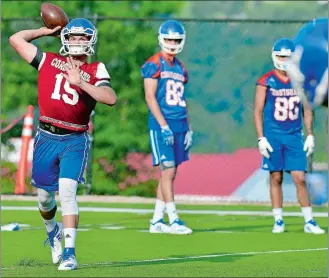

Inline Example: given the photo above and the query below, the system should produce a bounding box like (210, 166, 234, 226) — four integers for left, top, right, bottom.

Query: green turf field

(1, 200, 328, 277)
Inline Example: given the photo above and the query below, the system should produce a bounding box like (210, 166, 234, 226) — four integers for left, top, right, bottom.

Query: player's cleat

(44, 222, 63, 264)
(170, 219, 193, 235)
(272, 220, 285, 233)
(58, 248, 78, 271)
(149, 219, 171, 233)
(304, 220, 325, 234)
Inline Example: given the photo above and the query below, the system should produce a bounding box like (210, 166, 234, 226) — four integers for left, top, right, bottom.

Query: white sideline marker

(1, 206, 327, 217)
(101, 226, 125, 230)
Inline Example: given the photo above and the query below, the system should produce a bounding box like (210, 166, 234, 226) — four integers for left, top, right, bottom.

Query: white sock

(301, 206, 313, 223)
(152, 199, 165, 223)
(272, 208, 283, 222)
(43, 217, 57, 233)
(166, 202, 179, 224)
(63, 228, 77, 248)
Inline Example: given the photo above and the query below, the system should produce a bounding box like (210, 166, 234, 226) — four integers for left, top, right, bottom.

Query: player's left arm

(184, 70, 192, 131)
(302, 100, 315, 156)
(183, 68, 193, 150)
(78, 81, 117, 106)
(63, 57, 117, 106)
(184, 101, 193, 151)
(186, 102, 192, 130)
(302, 100, 314, 136)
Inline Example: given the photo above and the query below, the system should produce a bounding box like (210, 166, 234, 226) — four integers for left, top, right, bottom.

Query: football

(40, 2, 69, 31)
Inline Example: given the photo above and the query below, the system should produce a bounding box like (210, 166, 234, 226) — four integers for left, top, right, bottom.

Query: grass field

(1, 200, 328, 277)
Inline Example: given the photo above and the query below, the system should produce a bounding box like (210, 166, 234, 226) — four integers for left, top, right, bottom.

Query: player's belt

(39, 121, 80, 135)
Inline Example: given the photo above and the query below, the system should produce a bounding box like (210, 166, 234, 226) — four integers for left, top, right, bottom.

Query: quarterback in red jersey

(37, 52, 111, 131)
(9, 18, 117, 271)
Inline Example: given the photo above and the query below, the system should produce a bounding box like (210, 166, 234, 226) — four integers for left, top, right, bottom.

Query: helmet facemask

(60, 27, 97, 56)
(272, 48, 294, 71)
(158, 34, 186, 55)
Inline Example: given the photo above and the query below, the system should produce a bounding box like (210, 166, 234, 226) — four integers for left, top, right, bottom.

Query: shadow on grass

(122, 222, 308, 233)
(80, 253, 253, 270)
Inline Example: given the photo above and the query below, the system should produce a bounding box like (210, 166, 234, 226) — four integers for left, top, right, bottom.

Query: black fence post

(84, 13, 98, 194)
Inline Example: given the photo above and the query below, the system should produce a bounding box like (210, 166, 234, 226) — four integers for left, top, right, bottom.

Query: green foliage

(0, 122, 23, 144)
(119, 180, 158, 197)
(1, 161, 17, 194)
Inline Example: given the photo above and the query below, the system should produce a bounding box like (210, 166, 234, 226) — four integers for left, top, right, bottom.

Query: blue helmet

(158, 20, 186, 55)
(60, 18, 97, 56)
(271, 38, 295, 71)
(287, 18, 328, 107)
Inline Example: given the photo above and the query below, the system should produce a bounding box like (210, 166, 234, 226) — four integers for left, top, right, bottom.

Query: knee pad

(37, 188, 56, 212)
(159, 161, 176, 171)
(58, 178, 79, 216)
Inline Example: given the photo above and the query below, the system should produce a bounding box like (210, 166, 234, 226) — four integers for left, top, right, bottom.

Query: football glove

(184, 130, 193, 151)
(161, 125, 174, 146)
(258, 137, 273, 159)
(303, 135, 315, 157)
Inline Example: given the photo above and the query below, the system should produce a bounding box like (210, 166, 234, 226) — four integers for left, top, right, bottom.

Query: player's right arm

(253, 85, 267, 138)
(141, 61, 167, 127)
(141, 60, 174, 145)
(144, 79, 173, 145)
(254, 84, 273, 158)
(143, 78, 167, 127)
(9, 26, 60, 64)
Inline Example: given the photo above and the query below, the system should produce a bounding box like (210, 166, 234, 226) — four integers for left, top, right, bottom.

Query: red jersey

(37, 52, 110, 131)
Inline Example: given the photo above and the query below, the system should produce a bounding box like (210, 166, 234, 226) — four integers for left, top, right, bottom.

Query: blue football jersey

(141, 52, 189, 131)
(291, 18, 328, 107)
(257, 70, 303, 135)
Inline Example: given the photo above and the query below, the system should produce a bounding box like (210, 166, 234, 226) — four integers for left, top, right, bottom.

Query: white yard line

(1, 206, 327, 217)
(79, 247, 328, 268)
(2, 248, 326, 270)
(1, 194, 306, 206)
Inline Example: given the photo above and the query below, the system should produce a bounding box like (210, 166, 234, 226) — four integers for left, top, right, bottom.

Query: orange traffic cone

(15, 105, 34, 195)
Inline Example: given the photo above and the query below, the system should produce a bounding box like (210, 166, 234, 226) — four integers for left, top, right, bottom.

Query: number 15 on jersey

(51, 73, 79, 105)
